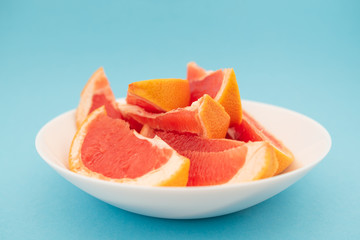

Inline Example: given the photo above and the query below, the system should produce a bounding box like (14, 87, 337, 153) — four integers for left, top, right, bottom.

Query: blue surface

(1, 0, 359, 239)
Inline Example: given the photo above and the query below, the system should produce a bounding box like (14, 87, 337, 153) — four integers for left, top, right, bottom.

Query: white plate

(35, 100, 331, 219)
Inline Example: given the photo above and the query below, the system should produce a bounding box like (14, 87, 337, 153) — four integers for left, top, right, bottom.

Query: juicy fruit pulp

(187, 62, 242, 126)
(70, 107, 190, 186)
(184, 147, 247, 186)
(75, 67, 116, 128)
(189, 69, 224, 103)
(120, 94, 230, 139)
(228, 110, 294, 174)
(149, 131, 246, 186)
(81, 114, 172, 179)
(69, 63, 294, 187)
(146, 130, 278, 186)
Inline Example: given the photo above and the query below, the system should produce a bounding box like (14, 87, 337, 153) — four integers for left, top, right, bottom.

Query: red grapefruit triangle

(143, 130, 278, 186)
(186, 62, 242, 125)
(228, 109, 294, 174)
(75, 67, 116, 128)
(69, 107, 190, 186)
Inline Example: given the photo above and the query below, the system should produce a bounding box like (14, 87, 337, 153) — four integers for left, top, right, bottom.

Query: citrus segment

(228, 110, 294, 174)
(69, 107, 190, 186)
(75, 67, 116, 128)
(126, 78, 190, 113)
(227, 142, 278, 183)
(189, 70, 224, 102)
(183, 147, 247, 186)
(215, 68, 242, 126)
(150, 130, 278, 186)
(152, 131, 243, 152)
(120, 94, 230, 139)
(186, 63, 242, 125)
(187, 62, 208, 81)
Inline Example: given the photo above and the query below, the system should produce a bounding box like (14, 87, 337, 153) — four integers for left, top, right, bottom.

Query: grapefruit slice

(126, 78, 190, 113)
(75, 67, 116, 128)
(119, 94, 230, 139)
(149, 130, 244, 152)
(69, 106, 190, 186)
(187, 62, 208, 81)
(186, 62, 242, 126)
(145, 130, 278, 186)
(228, 110, 294, 174)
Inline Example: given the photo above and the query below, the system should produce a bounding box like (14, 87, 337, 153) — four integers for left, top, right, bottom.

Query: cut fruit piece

(186, 62, 242, 126)
(226, 142, 278, 184)
(120, 94, 230, 139)
(75, 67, 116, 128)
(216, 69, 242, 126)
(183, 147, 247, 186)
(126, 78, 190, 113)
(151, 130, 244, 152)
(187, 62, 208, 81)
(189, 69, 224, 103)
(228, 110, 294, 174)
(69, 106, 190, 186)
(185, 142, 277, 186)
(146, 130, 278, 186)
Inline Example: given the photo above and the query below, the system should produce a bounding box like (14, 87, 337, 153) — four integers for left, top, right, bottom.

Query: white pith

(227, 142, 277, 183)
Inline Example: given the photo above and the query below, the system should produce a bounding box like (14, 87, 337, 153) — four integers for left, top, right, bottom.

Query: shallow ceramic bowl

(35, 100, 331, 219)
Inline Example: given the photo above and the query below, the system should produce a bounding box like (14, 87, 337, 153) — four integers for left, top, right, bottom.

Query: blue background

(1, 0, 359, 239)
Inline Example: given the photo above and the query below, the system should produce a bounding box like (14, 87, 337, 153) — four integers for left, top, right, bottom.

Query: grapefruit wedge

(119, 94, 230, 139)
(126, 78, 190, 113)
(75, 67, 116, 128)
(69, 106, 190, 186)
(187, 61, 208, 81)
(187, 62, 242, 126)
(143, 130, 278, 186)
(228, 110, 294, 174)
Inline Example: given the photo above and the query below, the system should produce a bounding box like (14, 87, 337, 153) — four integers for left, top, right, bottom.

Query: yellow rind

(128, 78, 190, 112)
(215, 68, 242, 126)
(198, 94, 230, 139)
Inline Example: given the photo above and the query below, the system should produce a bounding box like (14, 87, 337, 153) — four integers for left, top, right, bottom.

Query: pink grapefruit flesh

(186, 62, 242, 125)
(119, 94, 230, 139)
(81, 114, 173, 179)
(76, 67, 116, 127)
(146, 130, 277, 186)
(228, 110, 294, 174)
(70, 107, 190, 186)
